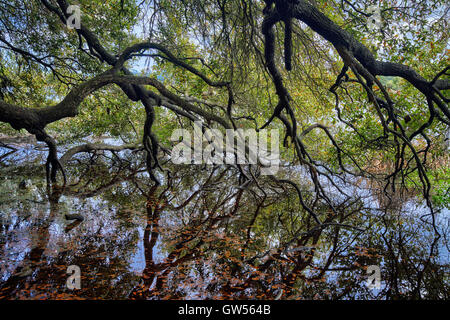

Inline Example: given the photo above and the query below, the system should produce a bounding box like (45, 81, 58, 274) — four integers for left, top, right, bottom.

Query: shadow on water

(0, 138, 448, 300)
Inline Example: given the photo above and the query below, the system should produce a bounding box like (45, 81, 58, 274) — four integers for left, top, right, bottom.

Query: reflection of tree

(0, 187, 63, 298)
(129, 185, 165, 299)
(379, 213, 447, 299)
(0, 152, 146, 299)
(121, 165, 355, 299)
(124, 164, 448, 300)
(288, 198, 448, 300)
(1, 145, 448, 299)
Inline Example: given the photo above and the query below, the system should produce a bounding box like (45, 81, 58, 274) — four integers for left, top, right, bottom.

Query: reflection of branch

(60, 143, 141, 165)
(0, 149, 17, 162)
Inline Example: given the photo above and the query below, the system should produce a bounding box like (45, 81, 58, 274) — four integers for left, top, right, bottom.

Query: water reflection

(0, 139, 448, 299)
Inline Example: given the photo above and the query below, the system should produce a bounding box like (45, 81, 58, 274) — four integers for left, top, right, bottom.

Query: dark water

(0, 138, 448, 300)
